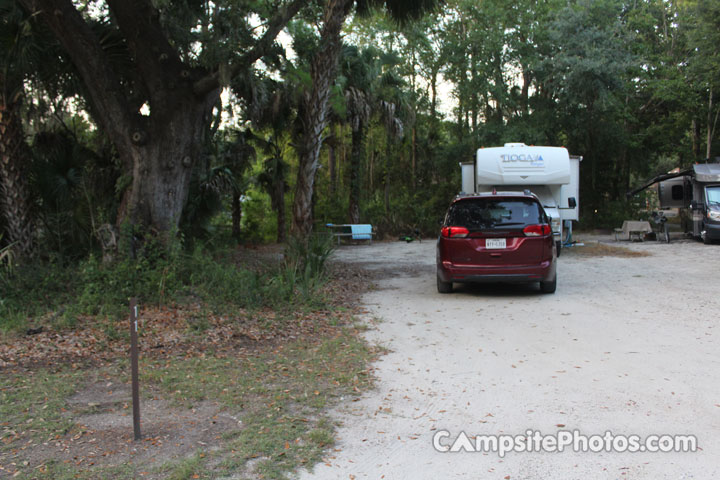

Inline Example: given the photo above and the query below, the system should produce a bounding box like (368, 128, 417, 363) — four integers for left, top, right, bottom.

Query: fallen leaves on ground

(0, 258, 373, 371)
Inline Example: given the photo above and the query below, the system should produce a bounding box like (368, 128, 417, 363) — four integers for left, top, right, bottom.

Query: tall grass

(0, 234, 335, 333)
(276, 234, 335, 302)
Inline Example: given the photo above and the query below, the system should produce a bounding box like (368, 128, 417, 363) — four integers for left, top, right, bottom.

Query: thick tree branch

(18, 0, 132, 151)
(193, 0, 306, 96)
(106, 0, 186, 101)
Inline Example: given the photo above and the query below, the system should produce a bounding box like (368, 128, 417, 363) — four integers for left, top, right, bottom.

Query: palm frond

(355, 0, 440, 24)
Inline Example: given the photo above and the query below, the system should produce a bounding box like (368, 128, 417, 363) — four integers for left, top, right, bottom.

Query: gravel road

(299, 235, 720, 480)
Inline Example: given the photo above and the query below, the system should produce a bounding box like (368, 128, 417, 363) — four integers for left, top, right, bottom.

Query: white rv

(461, 143, 582, 254)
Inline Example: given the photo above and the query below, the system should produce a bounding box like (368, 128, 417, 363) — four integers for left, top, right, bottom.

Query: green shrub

(241, 187, 276, 243)
(259, 234, 335, 306)
(1, 229, 335, 333)
(284, 234, 334, 279)
(183, 248, 263, 308)
(0, 259, 79, 333)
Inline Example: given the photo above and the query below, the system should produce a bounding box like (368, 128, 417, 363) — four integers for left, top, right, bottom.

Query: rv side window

(671, 185, 684, 201)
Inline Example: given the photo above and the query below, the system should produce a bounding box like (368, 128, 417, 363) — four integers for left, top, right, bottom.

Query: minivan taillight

(441, 226, 469, 238)
(523, 224, 551, 236)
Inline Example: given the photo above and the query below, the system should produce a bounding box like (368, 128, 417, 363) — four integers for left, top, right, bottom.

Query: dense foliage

(2, 0, 719, 257)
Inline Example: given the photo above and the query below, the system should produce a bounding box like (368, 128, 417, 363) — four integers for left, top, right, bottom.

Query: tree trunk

(232, 191, 242, 241)
(348, 126, 364, 224)
(369, 149, 374, 191)
(121, 93, 217, 237)
(589, 130, 596, 191)
(384, 170, 390, 214)
(521, 68, 531, 115)
(411, 127, 417, 189)
(328, 137, 336, 196)
(340, 133, 346, 190)
(291, 0, 352, 237)
(614, 145, 627, 201)
(430, 70, 438, 123)
(276, 185, 286, 243)
(707, 86, 714, 160)
(384, 147, 390, 214)
(470, 49, 478, 133)
(457, 74, 465, 141)
(0, 83, 36, 259)
(692, 118, 700, 159)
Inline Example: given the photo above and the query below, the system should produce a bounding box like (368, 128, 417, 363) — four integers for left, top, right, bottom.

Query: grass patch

(0, 260, 79, 333)
(12, 462, 137, 480)
(160, 452, 207, 480)
(0, 368, 82, 451)
(142, 329, 373, 479)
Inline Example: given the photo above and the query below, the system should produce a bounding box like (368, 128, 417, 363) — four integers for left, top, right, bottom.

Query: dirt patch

(329, 241, 435, 280)
(21, 377, 238, 478)
(229, 243, 285, 272)
(563, 241, 652, 257)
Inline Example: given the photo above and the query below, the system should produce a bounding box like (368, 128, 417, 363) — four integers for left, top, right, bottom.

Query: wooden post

(130, 297, 141, 440)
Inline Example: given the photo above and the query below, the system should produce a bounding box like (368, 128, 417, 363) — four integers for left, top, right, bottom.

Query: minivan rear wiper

(493, 222, 524, 226)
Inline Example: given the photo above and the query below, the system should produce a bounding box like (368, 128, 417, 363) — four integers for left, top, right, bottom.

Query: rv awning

(693, 164, 720, 182)
(626, 168, 691, 198)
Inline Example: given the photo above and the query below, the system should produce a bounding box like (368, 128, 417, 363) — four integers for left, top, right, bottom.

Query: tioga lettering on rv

(500, 154, 544, 166)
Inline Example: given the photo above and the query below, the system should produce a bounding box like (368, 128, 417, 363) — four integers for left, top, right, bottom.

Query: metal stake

(130, 297, 141, 440)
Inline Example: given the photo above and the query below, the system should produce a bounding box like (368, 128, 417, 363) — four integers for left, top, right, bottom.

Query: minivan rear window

(446, 198, 543, 230)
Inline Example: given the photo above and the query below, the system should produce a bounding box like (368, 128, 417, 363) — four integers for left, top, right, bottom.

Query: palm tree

(238, 75, 296, 243)
(0, 1, 37, 259)
(341, 46, 376, 224)
(256, 134, 290, 242)
(291, 0, 438, 237)
(31, 129, 113, 257)
(375, 64, 411, 214)
(340, 45, 410, 222)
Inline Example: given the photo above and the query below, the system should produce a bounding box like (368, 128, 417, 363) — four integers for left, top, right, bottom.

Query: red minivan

(436, 192, 557, 294)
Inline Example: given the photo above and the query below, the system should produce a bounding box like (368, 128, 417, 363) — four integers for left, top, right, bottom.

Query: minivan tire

(437, 275, 453, 293)
(540, 275, 557, 294)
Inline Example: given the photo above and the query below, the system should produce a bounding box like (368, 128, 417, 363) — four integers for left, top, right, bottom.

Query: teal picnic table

(325, 224, 374, 245)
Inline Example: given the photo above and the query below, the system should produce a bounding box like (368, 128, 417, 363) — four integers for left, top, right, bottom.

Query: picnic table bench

(614, 220, 652, 241)
(325, 224, 375, 245)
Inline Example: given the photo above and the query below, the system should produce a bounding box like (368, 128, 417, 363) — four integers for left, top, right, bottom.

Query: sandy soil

(299, 234, 720, 479)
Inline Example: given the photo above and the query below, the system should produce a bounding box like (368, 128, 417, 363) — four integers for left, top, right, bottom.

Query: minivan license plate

(486, 238, 506, 249)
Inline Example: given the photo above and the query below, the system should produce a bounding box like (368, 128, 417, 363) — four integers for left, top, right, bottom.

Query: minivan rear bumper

(437, 260, 555, 284)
